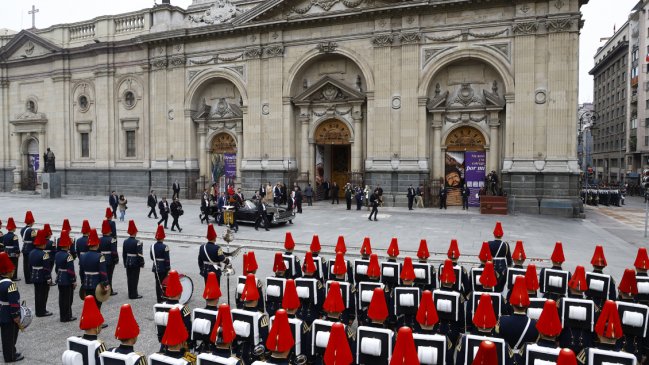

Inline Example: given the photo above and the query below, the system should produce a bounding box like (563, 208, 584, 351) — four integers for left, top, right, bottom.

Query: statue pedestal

(41, 173, 61, 199)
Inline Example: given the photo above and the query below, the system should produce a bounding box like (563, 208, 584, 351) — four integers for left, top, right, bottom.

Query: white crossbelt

(126, 254, 138, 257)
(85, 272, 99, 275)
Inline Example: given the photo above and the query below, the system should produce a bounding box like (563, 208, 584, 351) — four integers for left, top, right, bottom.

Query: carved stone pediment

(194, 97, 243, 120)
(0, 30, 62, 61)
(188, 0, 242, 26)
(293, 76, 365, 105)
(428, 82, 504, 111)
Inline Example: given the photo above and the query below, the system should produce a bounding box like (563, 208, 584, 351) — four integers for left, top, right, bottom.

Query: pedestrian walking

(117, 195, 128, 222)
(345, 183, 353, 210)
(331, 182, 340, 204)
(323, 180, 330, 200)
(304, 183, 314, 206)
(368, 189, 379, 221)
(255, 198, 270, 231)
(147, 190, 158, 219)
(355, 186, 363, 210)
(157, 197, 170, 228)
(170, 197, 183, 232)
(295, 187, 303, 213)
(407, 184, 415, 210)
(172, 180, 180, 200)
(439, 186, 448, 209)
(416, 184, 424, 208)
(109, 191, 118, 219)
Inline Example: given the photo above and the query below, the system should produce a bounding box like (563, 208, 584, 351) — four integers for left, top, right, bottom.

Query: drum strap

(513, 317, 531, 351)
(203, 245, 220, 271)
(495, 241, 504, 258)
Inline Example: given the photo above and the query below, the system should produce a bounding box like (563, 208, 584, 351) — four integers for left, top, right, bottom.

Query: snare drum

(162, 273, 194, 304)
(19, 302, 32, 329)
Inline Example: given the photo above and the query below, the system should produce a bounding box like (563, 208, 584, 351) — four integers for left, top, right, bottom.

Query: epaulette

(67, 255, 74, 262)
(446, 337, 453, 350)
(217, 248, 223, 256)
(136, 357, 147, 365)
(43, 253, 49, 260)
(183, 351, 197, 365)
(302, 322, 310, 332)
(507, 346, 514, 358)
(346, 326, 356, 340)
(165, 245, 170, 252)
(317, 282, 323, 289)
(260, 315, 269, 327)
(351, 286, 356, 293)
(136, 240, 142, 246)
(495, 321, 500, 334)
(98, 342, 107, 353)
(455, 337, 463, 352)
(100, 256, 106, 262)
(8, 283, 17, 293)
(13, 236, 18, 241)
(182, 306, 191, 317)
(576, 349, 586, 365)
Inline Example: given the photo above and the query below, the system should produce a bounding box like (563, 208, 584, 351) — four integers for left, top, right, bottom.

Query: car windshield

(245, 200, 256, 209)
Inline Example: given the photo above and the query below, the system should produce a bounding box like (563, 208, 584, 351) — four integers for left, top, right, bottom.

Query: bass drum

(162, 273, 194, 304)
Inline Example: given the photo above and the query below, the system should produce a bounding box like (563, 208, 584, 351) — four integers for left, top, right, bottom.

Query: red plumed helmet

(493, 222, 504, 238)
(472, 294, 497, 330)
(323, 281, 346, 314)
(440, 259, 457, 285)
(127, 220, 138, 237)
(5, 217, 16, 231)
(366, 254, 381, 278)
(335, 236, 347, 254)
(416, 290, 439, 327)
(590, 245, 607, 268)
(478, 242, 493, 262)
(241, 274, 260, 302)
(161, 307, 189, 346)
(210, 303, 236, 345)
(417, 239, 430, 260)
(24, 211, 35, 225)
(0, 253, 15, 275)
(332, 252, 347, 276)
(114, 304, 140, 340)
(551, 242, 565, 264)
(266, 309, 295, 352)
(618, 269, 638, 296)
(58, 230, 72, 248)
(509, 276, 530, 308)
(302, 251, 317, 275)
(400, 257, 416, 282)
(568, 266, 588, 292)
(536, 300, 562, 337)
(87, 229, 100, 247)
(512, 241, 526, 261)
(390, 327, 420, 365)
(556, 349, 577, 365)
(324, 322, 354, 365)
(79, 295, 104, 330)
(206, 224, 217, 241)
(43, 224, 52, 237)
(447, 239, 461, 260)
(387, 237, 400, 257)
(360, 237, 372, 256)
(479, 261, 498, 288)
(472, 341, 498, 365)
(367, 287, 389, 322)
(273, 252, 287, 273)
(155, 225, 165, 241)
(282, 279, 301, 311)
(34, 229, 47, 247)
(203, 272, 222, 300)
(62, 219, 72, 232)
(595, 300, 623, 339)
(284, 232, 295, 251)
(165, 270, 183, 298)
(634, 248, 649, 270)
(102, 220, 112, 236)
(246, 251, 258, 274)
(81, 220, 91, 235)
(105, 207, 113, 219)
(525, 264, 540, 292)
(310, 234, 321, 253)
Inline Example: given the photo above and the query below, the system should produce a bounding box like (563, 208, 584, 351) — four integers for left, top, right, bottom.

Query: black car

(233, 199, 295, 227)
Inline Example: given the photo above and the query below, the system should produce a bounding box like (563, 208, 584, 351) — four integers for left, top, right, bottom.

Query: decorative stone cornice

(244, 48, 263, 59)
(317, 41, 338, 53)
(399, 32, 421, 44)
(512, 21, 539, 35)
(372, 33, 394, 47)
(265, 45, 284, 58)
(546, 17, 573, 33)
(169, 56, 186, 68)
(150, 58, 168, 70)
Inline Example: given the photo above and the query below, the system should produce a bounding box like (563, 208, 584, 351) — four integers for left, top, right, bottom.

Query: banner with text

(224, 153, 237, 178)
(464, 151, 486, 207)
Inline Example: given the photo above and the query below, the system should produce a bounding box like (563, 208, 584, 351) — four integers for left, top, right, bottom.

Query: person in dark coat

(98, 220, 118, 296)
(461, 183, 471, 210)
(331, 182, 340, 204)
(170, 198, 183, 232)
(344, 184, 353, 210)
(295, 187, 303, 213)
(0, 252, 22, 362)
(20, 211, 36, 284)
(172, 180, 180, 200)
(79, 229, 109, 310)
(150, 226, 170, 303)
(407, 184, 415, 210)
(147, 190, 158, 219)
(368, 190, 379, 221)
(30, 230, 52, 317)
(108, 191, 118, 219)
(55, 230, 76, 322)
(439, 186, 448, 209)
(255, 198, 270, 231)
(304, 183, 314, 206)
(122, 220, 144, 300)
(2, 218, 20, 281)
(157, 197, 170, 229)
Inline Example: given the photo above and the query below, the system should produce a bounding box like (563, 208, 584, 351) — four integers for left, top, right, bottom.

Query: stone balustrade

(114, 14, 146, 33)
(69, 23, 96, 41)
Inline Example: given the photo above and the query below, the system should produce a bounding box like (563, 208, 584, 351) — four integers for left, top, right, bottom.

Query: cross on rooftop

(28, 5, 39, 29)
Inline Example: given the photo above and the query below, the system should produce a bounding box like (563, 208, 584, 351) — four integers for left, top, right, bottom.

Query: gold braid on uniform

(183, 351, 197, 365)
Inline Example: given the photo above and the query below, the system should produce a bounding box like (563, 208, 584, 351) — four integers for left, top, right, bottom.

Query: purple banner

(464, 151, 486, 207)
(224, 153, 237, 178)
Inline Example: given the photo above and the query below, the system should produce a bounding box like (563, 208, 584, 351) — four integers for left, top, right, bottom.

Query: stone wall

(502, 172, 582, 217)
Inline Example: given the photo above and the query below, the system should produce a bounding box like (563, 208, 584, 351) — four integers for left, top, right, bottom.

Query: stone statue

(43, 148, 56, 173)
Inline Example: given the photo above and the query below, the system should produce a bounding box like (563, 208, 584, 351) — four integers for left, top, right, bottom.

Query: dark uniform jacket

(2, 232, 19, 258)
(29, 248, 52, 283)
(496, 313, 538, 352)
(198, 242, 226, 279)
(151, 241, 170, 274)
(20, 226, 34, 256)
(80, 334, 106, 365)
(79, 251, 108, 290)
(74, 236, 89, 261)
(234, 308, 269, 365)
(122, 237, 144, 268)
(55, 250, 76, 286)
(99, 236, 119, 266)
(0, 278, 20, 324)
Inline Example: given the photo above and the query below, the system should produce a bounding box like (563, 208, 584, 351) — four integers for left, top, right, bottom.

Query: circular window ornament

(78, 95, 89, 112)
(123, 91, 136, 109)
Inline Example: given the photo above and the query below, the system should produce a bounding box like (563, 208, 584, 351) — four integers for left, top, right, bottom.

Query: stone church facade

(0, 0, 588, 216)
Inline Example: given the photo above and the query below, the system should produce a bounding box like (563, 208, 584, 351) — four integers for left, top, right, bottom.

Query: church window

(126, 131, 136, 157)
(80, 133, 89, 158)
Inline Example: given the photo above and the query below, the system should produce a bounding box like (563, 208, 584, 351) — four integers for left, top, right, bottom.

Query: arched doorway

(209, 132, 237, 189)
(443, 126, 487, 206)
(314, 119, 352, 198)
(22, 137, 39, 191)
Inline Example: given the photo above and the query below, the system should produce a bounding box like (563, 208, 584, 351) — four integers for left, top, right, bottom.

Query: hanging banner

(224, 153, 237, 178)
(464, 151, 486, 207)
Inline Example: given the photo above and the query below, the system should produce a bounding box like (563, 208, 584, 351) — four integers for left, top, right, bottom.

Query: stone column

(12, 132, 21, 192)
(198, 127, 207, 181)
(235, 126, 243, 185)
(431, 114, 443, 179)
(352, 109, 363, 172)
(300, 113, 310, 175)
(489, 113, 500, 173)
(308, 141, 315, 186)
(36, 131, 45, 191)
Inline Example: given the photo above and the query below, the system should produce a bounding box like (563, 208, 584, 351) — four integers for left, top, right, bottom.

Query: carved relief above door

(444, 126, 486, 151)
(210, 132, 237, 153)
(314, 119, 351, 145)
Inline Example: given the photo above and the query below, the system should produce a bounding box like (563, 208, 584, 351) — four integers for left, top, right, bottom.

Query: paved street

(0, 193, 645, 363)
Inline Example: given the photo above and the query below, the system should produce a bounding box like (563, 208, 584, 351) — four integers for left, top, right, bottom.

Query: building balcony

(631, 76, 639, 87)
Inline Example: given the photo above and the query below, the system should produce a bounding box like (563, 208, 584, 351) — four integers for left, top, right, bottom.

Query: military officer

(496, 276, 538, 352)
(525, 264, 540, 298)
(616, 269, 645, 361)
(42, 224, 56, 269)
(586, 246, 617, 307)
(58, 219, 76, 259)
(328, 252, 357, 325)
(309, 234, 327, 282)
(414, 290, 440, 334)
(103, 304, 147, 365)
(79, 229, 109, 311)
(123, 220, 144, 299)
(488, 222, 512, 287)
(511, 240, 527, 269)
(633, 247, 649, 306)
(577, 300, 628, 364)
(356, 253, 383, 326)
(203, 272, 222, 311)
(540, 242, 571, 301)
(20, 211, 35, 284)
(105, 207, 117, 238)
(296, 251, 324, 324)
(389, 327, 421, 365)
(208, 304, 242, 363)
(354, 237, 373, 284)
(532, 300, 564, 349)
(441, 239, 471, 297)
(99, 220, 119, 296)
(393, 257, 419, 329)
(54, 230, 76, 322)
(74, 295, 107, 365)
(322, 323, 354, 365)
(331, 236, 354, 284)
(234, 273, 269, 365)
(74, 220, 91, 270)
(30, 229, 52, 317)
(280, 279, 311, 359)
(198, 224, 227, 284)
(618, 268, 638, 303)
(316, 281, 357, 365)
(151, 225, 170, 303)
(3, 218, 20, 281)
(282, 232, 302, 279)
(235, 251, 265, 312)
(0, 252, 22, 362)
(155, 307, 195, 364)
(263, 309, 295, 365)
(414, 239, 437, 291)
(267, 253, 288, 316)
(437, 259, 466, 348)
(161, 271, 192, 343)
(465, 262, 509, 334)
(381, 237, 401, 291)
(558, 266, 593, 356)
